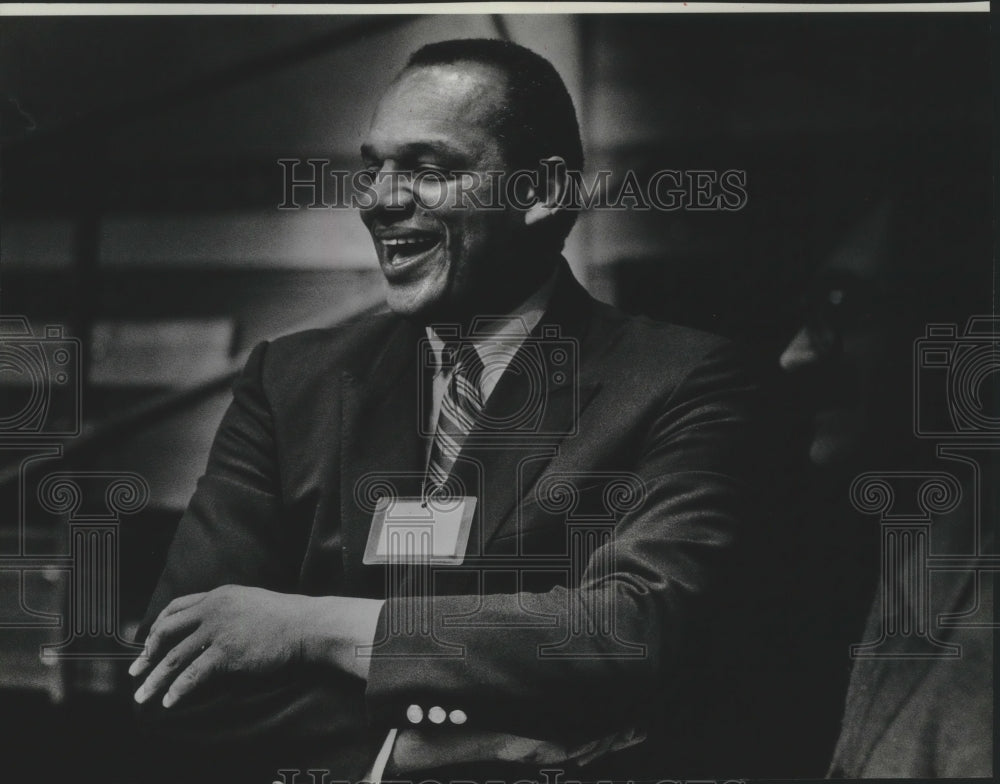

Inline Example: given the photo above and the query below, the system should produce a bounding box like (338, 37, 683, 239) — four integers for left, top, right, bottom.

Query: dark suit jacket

(138, 265, 810, 782)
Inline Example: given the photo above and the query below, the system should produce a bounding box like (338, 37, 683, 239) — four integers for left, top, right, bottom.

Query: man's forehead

(370, 62, 508, 131)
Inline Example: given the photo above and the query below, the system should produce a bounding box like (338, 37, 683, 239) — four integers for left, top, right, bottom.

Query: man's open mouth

(381, 235, 441, 264)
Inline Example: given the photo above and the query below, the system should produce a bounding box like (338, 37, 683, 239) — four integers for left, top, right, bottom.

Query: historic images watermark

(848, 317, 1000, 660)
(0, 316, 146, 662)
(277, 158, 749, 213)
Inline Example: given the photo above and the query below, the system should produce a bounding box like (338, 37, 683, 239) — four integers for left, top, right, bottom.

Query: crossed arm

(131, 587, 381, 706)
(132, 337, 768, 774)
(130, 586, 645, 772)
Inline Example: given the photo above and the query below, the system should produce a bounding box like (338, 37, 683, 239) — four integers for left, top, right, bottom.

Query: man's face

(359, 63, 527, 321)
(780, 202, 904, 467)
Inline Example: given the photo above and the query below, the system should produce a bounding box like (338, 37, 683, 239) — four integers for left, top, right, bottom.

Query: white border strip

(0, 3, 990, 16)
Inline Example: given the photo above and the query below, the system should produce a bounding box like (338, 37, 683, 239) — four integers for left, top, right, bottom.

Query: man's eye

(357, 164, 381, 184)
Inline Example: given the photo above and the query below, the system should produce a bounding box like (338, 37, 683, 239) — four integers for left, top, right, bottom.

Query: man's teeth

(383, 236, 438, 262)
(384, 237, 434, 247)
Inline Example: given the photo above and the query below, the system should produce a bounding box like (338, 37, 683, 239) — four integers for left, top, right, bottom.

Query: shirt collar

(426, 266, 560, 370)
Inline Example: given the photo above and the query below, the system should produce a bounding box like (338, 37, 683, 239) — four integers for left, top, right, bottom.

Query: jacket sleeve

(143, 341, 288, 609)
(364, 340, 773, 742)
(134, 341, 378, 781)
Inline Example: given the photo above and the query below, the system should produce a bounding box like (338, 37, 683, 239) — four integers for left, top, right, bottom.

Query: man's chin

(382, 279, 450, 322)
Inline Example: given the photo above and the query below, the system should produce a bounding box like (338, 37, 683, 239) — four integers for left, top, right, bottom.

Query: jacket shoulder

(591, 298, 732, 371)
(261, 306, 399, 377)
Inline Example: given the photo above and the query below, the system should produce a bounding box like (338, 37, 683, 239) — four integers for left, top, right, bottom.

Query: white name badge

(363, 495, 477, 565)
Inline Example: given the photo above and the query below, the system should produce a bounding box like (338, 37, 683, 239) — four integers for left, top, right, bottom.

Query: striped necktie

(425, 342, 485, 497)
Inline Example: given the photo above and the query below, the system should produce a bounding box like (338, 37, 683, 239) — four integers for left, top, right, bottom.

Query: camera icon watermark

(847, 314, 1000, 661)
(914, 317, 1000, 439)
(0, 314, 149, 674)
(0, 316, 81, 438)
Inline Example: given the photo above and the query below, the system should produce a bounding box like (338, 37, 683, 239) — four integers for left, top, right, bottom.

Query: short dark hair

(406, 38, 584, 249)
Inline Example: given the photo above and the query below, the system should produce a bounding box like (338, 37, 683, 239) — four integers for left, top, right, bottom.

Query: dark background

(0, 10, 992, 781)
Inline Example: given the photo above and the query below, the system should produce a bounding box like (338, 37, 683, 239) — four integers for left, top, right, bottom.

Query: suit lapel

(339, 318, 427, 597)
(453, 264, 610, 561)
(339, 263, 618, 597)
(456, 372, 598, 561)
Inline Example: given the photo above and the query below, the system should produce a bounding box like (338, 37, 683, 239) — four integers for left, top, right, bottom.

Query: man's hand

(129, 585, 383, 708)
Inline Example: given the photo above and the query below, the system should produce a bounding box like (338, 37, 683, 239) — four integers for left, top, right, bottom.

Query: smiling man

(133, 39, 794, 783)
(358, 50, 575, 324)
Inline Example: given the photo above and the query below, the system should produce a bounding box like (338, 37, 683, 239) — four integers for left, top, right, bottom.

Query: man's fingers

(161, 592, 208, 617)
(130, 605, 202, 678)
(134, 630, 209, 705)
(162, 646, 224, 708)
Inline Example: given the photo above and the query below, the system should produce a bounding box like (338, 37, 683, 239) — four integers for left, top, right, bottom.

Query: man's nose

(365, 168, 416, 216)
(779, 327, 822, 372)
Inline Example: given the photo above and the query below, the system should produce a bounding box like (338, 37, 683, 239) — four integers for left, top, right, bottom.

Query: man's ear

(524, 156, 570, 227)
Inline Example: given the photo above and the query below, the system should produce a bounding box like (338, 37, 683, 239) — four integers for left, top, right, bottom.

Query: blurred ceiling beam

(2, 15, 417, 153)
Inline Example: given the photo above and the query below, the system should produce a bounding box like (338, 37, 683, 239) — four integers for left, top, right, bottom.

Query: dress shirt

(423, 268, 559, 460)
